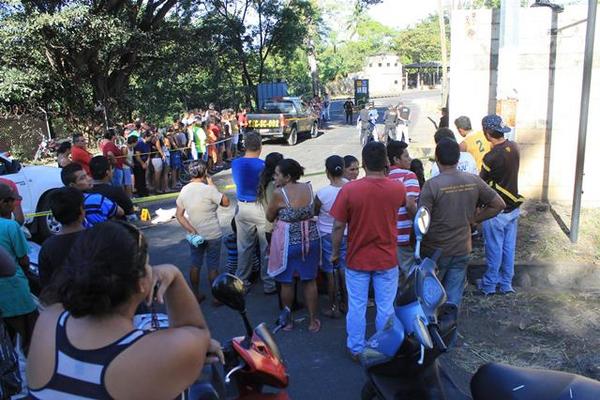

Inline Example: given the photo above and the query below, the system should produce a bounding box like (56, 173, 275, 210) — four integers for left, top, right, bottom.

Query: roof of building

(404, 61, 442, 69)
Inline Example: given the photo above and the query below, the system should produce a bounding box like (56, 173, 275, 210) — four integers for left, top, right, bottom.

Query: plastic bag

(0, 320, 21, 399)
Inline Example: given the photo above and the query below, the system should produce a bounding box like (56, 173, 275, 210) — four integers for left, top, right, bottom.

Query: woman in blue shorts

(266, 159, 321, 333)
(315, 155, 348, 317)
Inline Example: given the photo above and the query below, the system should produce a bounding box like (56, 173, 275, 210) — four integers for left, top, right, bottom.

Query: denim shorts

(111, 167, 124, 186)
(320, 233, 347, 272)
(122, 167, 132, 186)
(190, 237, 222, 271)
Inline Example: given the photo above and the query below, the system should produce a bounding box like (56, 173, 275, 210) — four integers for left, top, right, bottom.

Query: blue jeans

(320, 233, 347, 272)
(111, 167, 124, 186)
(345, 267, 399, 355)
(481, 208, 520, 294)
(435, 255, 470, 306)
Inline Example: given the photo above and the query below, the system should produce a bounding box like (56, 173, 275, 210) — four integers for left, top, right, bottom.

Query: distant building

(352, 54, 403, 97)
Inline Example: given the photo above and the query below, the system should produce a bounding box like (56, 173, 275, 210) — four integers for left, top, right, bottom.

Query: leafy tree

(0, 0, 195, 127)
(202, 0, 317, 105)
(393, 14, 449, 64)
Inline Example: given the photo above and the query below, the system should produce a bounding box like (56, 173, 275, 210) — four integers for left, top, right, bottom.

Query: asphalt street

(140, 89, 472, 399)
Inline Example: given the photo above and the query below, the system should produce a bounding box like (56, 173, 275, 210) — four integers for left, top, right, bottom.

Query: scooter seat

(471, 362, 600, 400)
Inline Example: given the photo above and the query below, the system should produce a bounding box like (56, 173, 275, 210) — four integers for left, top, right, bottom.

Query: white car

(0, 153, 62, 240)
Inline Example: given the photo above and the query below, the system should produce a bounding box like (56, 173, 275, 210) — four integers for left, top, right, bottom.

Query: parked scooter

(360, 206, 458, 400)
(360, 207, 600, 400)
(211, 273, 291, 399)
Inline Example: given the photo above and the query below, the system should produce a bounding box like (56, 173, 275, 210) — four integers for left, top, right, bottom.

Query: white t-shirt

(316, 184, 343, 235)
(176, 182, 223, 240)
(431, 152, 478, 178)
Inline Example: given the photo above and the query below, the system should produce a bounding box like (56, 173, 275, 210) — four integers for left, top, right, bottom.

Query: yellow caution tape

(25, 182, 241, 219)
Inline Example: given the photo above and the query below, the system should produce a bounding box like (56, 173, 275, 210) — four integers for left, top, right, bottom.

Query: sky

(368, 0, 439, 29)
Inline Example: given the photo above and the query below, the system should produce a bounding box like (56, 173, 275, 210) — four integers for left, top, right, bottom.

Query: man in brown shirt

(419, 138, 505, 306)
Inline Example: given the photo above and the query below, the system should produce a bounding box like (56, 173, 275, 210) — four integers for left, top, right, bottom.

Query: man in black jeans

(343, 98, 354, 124)
(133, 132, 152, 197)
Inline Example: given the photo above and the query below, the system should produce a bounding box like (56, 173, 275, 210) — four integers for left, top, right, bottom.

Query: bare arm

(330, 219, 345, 265)
(13, 204, 24, 225)
(266, 190, 282, 223)
(134, 150, 146, 169)
(313, 195, 322, 217)
(175, 204, 197, 234)
(157, 265, 209, 330)
(106, 150, 117, 166)
(114, 205, 124, 218)
(459, 141, 468, 152)
(17, 255, 29, 276)
(474, 194, 506, 223)
(406, 195, 417, 217)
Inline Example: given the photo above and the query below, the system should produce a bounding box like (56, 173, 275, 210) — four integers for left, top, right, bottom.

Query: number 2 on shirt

(476, 140, 485, 153)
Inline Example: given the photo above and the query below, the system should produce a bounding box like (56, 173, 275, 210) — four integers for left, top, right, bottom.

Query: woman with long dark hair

(28, 221, 215, 399)
(266, 159, 321, 333)
(258, 152, 284, 238)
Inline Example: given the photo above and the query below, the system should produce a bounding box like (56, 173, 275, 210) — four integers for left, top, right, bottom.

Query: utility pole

(497, 0, 520, 141)
(570, 0, 597, 243)
(438, 0, 449, 106)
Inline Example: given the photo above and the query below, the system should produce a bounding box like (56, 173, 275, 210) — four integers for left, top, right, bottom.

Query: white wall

(449, 6, 600, 206)
(362, 55, 404, 97)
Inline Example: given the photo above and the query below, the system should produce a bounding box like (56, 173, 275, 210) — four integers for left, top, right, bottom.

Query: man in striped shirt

(386, 140, 420, 275)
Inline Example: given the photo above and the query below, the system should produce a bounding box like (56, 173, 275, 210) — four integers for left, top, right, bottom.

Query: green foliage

(317, 17, 398, 85)
(393, 14, 449, 64)
(0, 0, 316, 128)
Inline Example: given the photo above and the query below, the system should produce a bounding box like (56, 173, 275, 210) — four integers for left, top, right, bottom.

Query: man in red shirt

(70, 133, 92, 175)
(101, 129, 125, 188)
(330, 142, 406, 359)
(386, 140, 420, 275)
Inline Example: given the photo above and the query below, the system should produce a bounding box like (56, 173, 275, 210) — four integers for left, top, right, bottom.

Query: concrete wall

(361, 54, 404, 97)
(449, 6, 600, 206)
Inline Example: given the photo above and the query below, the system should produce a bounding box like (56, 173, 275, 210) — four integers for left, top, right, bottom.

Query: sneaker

(475, 278, 497, 296)
(498, 287, 516, 295)
(348, 350, 361, 363)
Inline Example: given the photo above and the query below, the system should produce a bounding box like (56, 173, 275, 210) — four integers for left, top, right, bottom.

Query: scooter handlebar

(430, 249, 442, 263)
(429, 325, 447, 352)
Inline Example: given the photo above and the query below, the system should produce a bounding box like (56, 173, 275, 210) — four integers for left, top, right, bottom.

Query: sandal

(322, 306, 341, 319)
(308, 319, 321, 333)
(283, 322, 294, 332)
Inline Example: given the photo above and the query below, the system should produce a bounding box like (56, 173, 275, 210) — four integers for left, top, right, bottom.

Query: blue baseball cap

(482, 114, 511, 133)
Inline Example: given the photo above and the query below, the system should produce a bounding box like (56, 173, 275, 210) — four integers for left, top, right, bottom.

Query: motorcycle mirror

(413, 207, 431, 239)
(211, 273, 246, 312)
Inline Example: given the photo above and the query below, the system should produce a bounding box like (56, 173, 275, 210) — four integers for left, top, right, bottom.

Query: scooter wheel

(361, 381, 377, 400)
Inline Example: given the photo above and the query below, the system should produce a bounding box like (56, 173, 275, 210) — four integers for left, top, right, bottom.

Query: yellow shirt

(462, 130, 491, 171)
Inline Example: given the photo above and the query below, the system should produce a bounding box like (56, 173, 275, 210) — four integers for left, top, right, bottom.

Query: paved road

(141, 89, 471, 399)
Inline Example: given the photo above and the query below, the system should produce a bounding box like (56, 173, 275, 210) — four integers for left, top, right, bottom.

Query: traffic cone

(140, 208, 151, 222)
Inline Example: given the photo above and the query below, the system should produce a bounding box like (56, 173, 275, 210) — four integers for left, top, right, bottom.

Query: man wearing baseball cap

(479, 114, 524, 296)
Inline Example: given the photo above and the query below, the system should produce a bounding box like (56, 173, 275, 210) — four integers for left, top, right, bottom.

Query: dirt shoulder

(452, 287, 600, 382)
(470, 200, 600, 266)
(450, 200, 600, 385)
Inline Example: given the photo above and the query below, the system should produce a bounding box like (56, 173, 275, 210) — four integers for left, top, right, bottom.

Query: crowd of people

(0, 103, 524, 396)
(54, 104, 254, 201)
